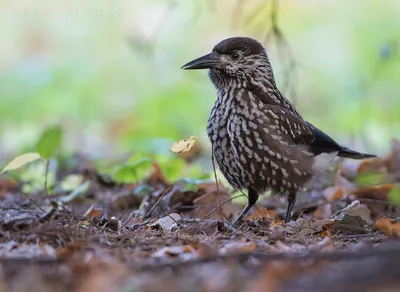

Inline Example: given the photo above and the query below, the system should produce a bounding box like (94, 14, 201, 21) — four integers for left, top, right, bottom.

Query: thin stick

(139, 185, 172, 223)
(44, 159, 50, 196)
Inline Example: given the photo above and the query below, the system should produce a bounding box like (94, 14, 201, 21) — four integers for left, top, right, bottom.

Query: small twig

(201, 194, 245, 220)
(44, 159, 50, 196)
(121, 210, 137, 229)
(139, 185, 172, 223)
(154, 204, 181, 228)
(19, 191, 46, 213)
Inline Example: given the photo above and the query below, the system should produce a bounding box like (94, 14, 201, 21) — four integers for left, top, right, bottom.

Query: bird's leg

(285, 192, 296, 223)
(232, 189, 258, 225)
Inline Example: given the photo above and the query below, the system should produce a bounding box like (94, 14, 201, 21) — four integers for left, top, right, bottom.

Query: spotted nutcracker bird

(181, 37, 376, 224)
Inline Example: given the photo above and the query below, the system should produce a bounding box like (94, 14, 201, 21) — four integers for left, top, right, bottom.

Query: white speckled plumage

(183, 36, 376, 223)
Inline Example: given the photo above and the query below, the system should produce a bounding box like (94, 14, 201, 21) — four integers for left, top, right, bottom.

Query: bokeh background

(1, 0, 399, 170)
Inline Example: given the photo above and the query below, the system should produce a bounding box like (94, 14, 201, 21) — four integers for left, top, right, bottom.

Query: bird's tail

(338, 146, 377, 159)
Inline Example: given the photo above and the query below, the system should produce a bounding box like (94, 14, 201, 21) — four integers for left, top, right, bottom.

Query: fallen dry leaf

(357, 157, 385, 174)
(351, 184, 396, 200)
(110, 189, 142, 209)
(1, 152, 42, 173)
(313, 203, 333, 220)
(219, 240, 256, 255)
(272, 240, 307, 253)
(180, 219, 221, 235)
(192, 191, 239, 221)
(149, 213, 181, 232)
(56, 242, 88, 260)
(313, 236, 333, 251)
(193, 241, 219, 258)
(375, 217, 400, 237)
(384, 139, 400, 175)
(334, 200, 372, 224)
(146, 162, 169, 187)
(170, 135, 198, 154)
(0, 177, 19, 197)
(333, 214, 367, 235)
(197, 181, 228, 193)
(285, 218, 330, 239)
(244, 207, 275, 221)
(0, 241, 56, 259)
(152, 245, 198, 261)
(83, 205, 104, 220)
(323, 187, 345, 202)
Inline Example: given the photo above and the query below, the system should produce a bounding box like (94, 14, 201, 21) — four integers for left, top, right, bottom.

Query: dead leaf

(111, 189, 142, 210)
(83, 205, 104, 220)
(170, 135, 198, 154)
(357, 157, 385, 174)
(285, 218, 330, 238)
(152, 245, 198, 261)
(351, 184, 396, 200)
(323, 187, 345, 202)
(0, 210, 38, 230)
(197, 181, 228, 193)
(0, 241, 56, 258)
(334, 200, 372, 224)
(56, 242, 87, 260)
(180, 219, 221, 235)
(244, 207, 275, 221)
(333, 214, 367, 235)
(192, 191, 239, 221)
(313, 236, 333, 251)
(149, 213, 181, 232)
(1, 152, 42, 173)
(375, 217, 400, 237)
(219, 240, 256, 255)
(146, 162, 169, 187)
(194, 241, 218, 258)
(0, 177, 19, 197)
(384, 139, 400, 175)
(272, 241, 306, 253)
(177, 140, 202, 162)
(268, 225, 285, 241)
(313, 203, 332, 220)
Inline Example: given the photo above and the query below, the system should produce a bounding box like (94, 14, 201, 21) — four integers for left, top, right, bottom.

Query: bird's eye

(231, 52, 240, 60)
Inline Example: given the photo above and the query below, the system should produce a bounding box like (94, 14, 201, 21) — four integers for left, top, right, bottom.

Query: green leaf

(113, 158, 152, 183)
(1, 153, 42, 173)
(388, 185, 400, 207)
(355, 172, 386, 186)
(35, 125, 63, 159)
(59, 181, 90, 203)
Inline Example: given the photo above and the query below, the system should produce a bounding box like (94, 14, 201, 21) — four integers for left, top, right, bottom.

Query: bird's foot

(222, 220, 238, 232)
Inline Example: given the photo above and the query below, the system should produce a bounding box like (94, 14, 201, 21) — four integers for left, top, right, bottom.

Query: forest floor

(0, 140, 400, 292)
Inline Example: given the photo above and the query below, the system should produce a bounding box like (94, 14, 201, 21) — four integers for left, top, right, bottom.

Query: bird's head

(182, 37, 272, 87)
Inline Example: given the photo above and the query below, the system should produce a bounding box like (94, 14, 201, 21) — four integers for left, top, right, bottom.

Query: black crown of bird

(182, 37, 376, 224)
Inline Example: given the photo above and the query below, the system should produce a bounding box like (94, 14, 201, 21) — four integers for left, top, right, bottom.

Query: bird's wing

(265, 105, 343, 156)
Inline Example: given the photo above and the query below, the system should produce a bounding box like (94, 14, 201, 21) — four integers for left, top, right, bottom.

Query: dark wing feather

(266, 106, 376, 159)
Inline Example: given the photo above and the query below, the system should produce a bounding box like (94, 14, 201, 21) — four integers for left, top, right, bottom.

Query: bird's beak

(181, 53, 219, 70)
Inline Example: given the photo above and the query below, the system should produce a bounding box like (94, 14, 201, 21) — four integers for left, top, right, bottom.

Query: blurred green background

(0, 0, 399, 163)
